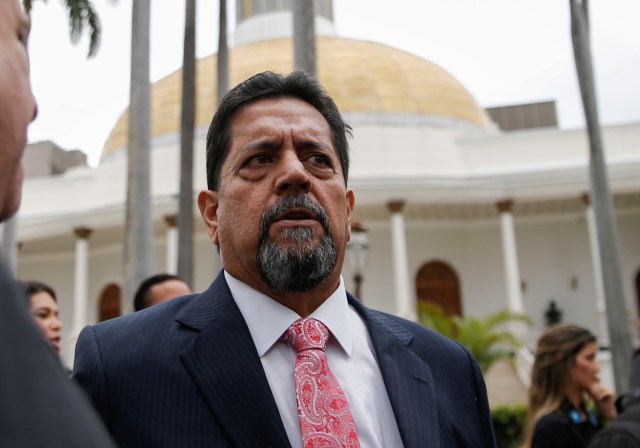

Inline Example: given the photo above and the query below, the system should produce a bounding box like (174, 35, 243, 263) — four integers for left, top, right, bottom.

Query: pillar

(497, 200, 525, 316)
(67, 227, 92, 366)
(388, 200, 415, 320)
(165, 215, 178, 274)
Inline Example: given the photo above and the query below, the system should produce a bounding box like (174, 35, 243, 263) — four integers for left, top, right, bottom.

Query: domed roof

(102, 37, 491, 160)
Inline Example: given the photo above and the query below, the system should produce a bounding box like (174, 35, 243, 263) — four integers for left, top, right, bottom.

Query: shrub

(491, 403, 527, 448)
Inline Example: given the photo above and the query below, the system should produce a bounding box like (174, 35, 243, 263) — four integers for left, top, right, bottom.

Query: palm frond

(22, 0, 36, 15)
(26, 0, 103, 57)
(484, 309, 532, 329)
(417, 302, 532, 374)
(63, 0, 101, 56)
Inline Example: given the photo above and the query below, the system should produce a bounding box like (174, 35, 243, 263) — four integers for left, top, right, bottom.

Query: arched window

(416, 260, 462, 316)
(98, 283, 121, 322)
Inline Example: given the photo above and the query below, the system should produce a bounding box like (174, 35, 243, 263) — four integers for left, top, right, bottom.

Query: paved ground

(484, 359, 528, 407)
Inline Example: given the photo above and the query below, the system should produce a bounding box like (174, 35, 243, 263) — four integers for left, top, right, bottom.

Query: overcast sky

(26, 0, 640, 167)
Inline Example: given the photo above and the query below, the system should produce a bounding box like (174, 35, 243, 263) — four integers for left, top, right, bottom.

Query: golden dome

(102, 37, 491, 159)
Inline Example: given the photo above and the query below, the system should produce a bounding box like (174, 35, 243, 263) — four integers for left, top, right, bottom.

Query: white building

(7, 3, 640, 396)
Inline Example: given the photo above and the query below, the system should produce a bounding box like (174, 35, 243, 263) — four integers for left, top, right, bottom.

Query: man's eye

(247, 154, 271, 165)
(309, 154, 330, 166)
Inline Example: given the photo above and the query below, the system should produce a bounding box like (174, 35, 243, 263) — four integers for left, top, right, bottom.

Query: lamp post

(347, 221, 369, 299)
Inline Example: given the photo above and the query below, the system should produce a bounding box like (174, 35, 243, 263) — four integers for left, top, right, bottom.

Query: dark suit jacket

(74, 270, 496, 447)
(0, 261, 115, 447)
(588, 400, 640, 448)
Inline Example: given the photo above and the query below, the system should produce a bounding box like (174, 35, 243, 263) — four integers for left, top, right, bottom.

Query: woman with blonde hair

(523, 324, 617, 447)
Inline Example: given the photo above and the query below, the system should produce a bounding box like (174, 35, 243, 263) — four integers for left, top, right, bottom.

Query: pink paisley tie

(284, 318, 361, 448)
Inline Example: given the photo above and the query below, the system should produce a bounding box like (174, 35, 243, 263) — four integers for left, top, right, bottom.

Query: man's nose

(274, 151, 310, 193)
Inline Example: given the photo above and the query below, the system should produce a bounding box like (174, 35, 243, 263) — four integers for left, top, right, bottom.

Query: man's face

(146, 279, 192, 309)
(198, 97, 354, 305)
(0, 0, 37, 221)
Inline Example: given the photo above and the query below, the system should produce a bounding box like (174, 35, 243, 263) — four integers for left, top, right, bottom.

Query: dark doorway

(416, 260, 462, 316)
(98, 283, 121, 322)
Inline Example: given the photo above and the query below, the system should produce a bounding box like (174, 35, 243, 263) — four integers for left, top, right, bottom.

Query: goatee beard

(257, 195, 337, 294)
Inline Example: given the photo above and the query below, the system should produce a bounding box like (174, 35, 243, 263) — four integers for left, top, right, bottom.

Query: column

(73, 227, 92, 336)
(165, 215, 178, 274)
(66, 227, 92, 366)
(388, 201, 415, 321)
(496, 200, 524, 316)
(582, 193, 610, 346)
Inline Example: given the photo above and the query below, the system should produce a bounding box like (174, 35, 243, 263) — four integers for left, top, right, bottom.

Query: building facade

(6, 5, 640, 382)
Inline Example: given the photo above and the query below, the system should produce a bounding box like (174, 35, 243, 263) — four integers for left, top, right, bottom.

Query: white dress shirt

(226, 271, 404, 448)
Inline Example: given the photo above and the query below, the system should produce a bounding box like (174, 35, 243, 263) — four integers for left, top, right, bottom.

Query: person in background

(524, 324, 617, 448)
(21, 280, 63, 353)
(133, 273, 192, 311)
(74, 70, 496, 447)
(0, 1, 114, 445)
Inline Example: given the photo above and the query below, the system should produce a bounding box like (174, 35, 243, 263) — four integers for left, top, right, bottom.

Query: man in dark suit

(588, 350, 640, 448)
(74, 71, 496, 447)
(0, 1, 114, 445)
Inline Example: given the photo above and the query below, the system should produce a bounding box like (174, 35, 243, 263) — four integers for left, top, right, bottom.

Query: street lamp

(347, 221, 369, 299)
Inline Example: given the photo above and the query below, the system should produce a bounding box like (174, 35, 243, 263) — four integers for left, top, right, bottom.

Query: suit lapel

(176, 272, 290, 448)
(349, 296, 439, 448)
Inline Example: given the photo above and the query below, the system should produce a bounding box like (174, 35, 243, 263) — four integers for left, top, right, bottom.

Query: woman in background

(21, 280, 63, 354)
(523, 324, 617, 447)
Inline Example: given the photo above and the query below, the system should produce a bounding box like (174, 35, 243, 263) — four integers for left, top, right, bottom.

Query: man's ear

(345, 189, 355, 241)
(197, 190, 220, 245)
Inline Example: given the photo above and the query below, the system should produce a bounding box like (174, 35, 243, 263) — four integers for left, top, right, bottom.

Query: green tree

(22, 0, 102, 57)
(418, 302, 531, 374)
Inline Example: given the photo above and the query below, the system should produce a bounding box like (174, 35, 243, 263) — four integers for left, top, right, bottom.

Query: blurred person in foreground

(0, 1, 114, 445)
(588, 349, 640, 447)
(523, 324, 617, 448)
(74, 70, 496, 447)
(133, 273, 192, 311)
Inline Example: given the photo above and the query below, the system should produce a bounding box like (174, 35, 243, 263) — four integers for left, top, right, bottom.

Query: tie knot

(284, 318, 329, 353)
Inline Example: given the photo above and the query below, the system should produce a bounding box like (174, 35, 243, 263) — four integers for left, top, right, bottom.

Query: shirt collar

(225, 271, 353, 357)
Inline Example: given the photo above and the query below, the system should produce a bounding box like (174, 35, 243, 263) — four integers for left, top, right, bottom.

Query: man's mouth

(273, 208, 317, 223)
(260, 194, 331, 237)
